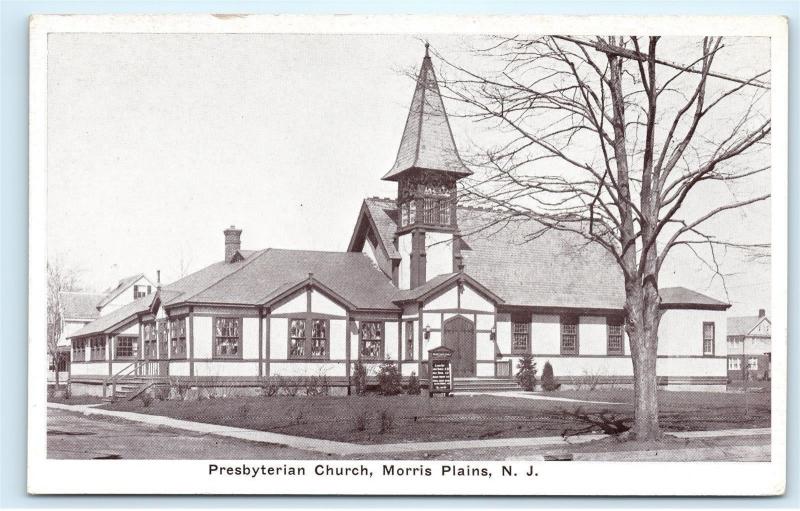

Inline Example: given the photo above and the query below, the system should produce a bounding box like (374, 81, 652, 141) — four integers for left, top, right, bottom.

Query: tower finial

(424, 41, 430, 58)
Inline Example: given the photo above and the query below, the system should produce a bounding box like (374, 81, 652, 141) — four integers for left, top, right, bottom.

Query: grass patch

(104, 388, 770, 444)
(47, 394, 107, 405)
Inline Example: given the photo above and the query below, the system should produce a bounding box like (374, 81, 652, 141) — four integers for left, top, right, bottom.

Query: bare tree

(436, 36, 770, 440)
(47, 261, 79, 388)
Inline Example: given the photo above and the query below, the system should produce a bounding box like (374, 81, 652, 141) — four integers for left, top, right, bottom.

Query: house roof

(393, 271, 504, 305)
(381, 49, 471, 181)
(96, 273, 147, 309)
(59, 292, 104, 320)
(659, 286, 730, 310)
(179, 249, 400, 311)
(728, 315, 770, 336)
(69, 293, 154, 338)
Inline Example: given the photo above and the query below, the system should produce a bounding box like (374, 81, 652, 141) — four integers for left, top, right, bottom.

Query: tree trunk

(626, 282, 663, 440)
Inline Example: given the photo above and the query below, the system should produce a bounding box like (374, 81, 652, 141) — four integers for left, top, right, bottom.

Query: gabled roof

(60, 291, 104, 320)
(393, 271, 504, 305)
(181, 249, 400, 311)
(381, 47, 471, 181)
(660, 287, 730, 310)
(347, 197, 401, 261)
(96, 273, 149, 309)
(728, 315, 770, 336)
(69, 293, 154, 338)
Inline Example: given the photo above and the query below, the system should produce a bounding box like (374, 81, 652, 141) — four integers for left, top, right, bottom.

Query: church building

(67, 48, 730, 397)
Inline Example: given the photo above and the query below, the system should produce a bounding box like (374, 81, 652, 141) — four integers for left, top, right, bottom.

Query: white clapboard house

(68, 49, 730, 397)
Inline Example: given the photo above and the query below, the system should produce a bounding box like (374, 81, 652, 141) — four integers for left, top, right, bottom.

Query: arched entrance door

(442, 315, 476, 377)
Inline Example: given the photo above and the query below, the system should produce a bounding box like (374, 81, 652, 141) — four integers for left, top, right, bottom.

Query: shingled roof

(70, 293, 154, 338)
(180, 249, 399, 311)
(659, 286, 729, 310)
(727, 314, 770, 336)
(60, 291, 104, 320)
(382, 46, 471, 181)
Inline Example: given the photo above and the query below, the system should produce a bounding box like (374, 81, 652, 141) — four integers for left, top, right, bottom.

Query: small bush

(378, 409, 393, 434)
(541, 361, 560, 391)
(352, 410, 368, 432)
(261, 378, 280, 397)
(377, 360, 402, 396)
(406, 372, 421, 395)
(516, 354, 537, 391)
(140, 391, 153, 407)
(284, 381, 300, 397)
(352, 360, 367, 396)
(155, 385, 170, 401)
(62, 386, 71, 400)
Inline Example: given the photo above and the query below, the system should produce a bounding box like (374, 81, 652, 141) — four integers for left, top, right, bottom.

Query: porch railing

(105, 359, 164, 399)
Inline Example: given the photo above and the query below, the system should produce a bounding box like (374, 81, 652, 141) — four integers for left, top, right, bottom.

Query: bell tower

(383, 43, 471, 289)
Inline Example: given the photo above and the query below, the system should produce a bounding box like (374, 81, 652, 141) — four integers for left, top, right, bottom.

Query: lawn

(104, 389, 770, 444)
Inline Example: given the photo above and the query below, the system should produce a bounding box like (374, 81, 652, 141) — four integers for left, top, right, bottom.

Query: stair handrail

(106, 359, 149, 400)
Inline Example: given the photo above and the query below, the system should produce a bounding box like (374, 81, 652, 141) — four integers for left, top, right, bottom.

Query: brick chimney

(224, 225, 242, 262)
(758, 308, 766, 318)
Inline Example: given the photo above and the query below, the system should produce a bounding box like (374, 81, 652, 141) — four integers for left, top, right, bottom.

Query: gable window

(72, 339, 86, 362)
(728, 357, 741, 371)
(133, 285, 146, 299)
(143, 323, 158, 359)
(405, 321, 415, 361)
(213, 317, 241, 358)
(511, 314, 530, 355)
(169, 317, 187, 359)
(748, 357, 759, 370)
(607, 317, 624, 355)
(702, 322, 715, 356)
(89, 336, 106, 361)
(287, 318, 330, 359)
(560, 315, 579, 355)
(310, 319, 329, 358)
(288, 319, 306, 358)
(115, 336, 139, 360)
(360, 321, 384, 360)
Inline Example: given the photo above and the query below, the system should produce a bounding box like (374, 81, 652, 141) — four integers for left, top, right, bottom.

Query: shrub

(378, 409, 393, 434)
(155, 385, 170, 401)
(140, 391, 153, 407)
(541, 361, 560, 391)
(377, 360, 402, 396)
(352, 410, 368, 432)
(62, 386, 71, 400)
(305, 375, 324, 396)
(352, 360, 367, 396)
(515, 354, 537, 391)
(406, 372, 421, 395)
(261, 378, 280, 397)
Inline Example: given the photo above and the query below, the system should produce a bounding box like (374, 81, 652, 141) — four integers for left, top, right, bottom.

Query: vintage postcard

(28, 14, 787, 495)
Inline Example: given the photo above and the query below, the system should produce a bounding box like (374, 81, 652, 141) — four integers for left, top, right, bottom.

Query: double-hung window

(405, 320, 415, 360)
(607, 317, 624, 355)
(169, 317, 187, 358)
(72, 340, 86, 362)
(287, 318, 330, 359)
(360, 321, 383, 360)
(702, 322, 715, 356)
(115, 336, 139, 360)
(728, 357, 741, 371)
(748, 357, 759, 370)
(89, 336, 106, 361)
(511, 314, 530, 355)
(213, 317, 241, 358)
(143, 323, 158, 359)
(560, 315, 579, 355)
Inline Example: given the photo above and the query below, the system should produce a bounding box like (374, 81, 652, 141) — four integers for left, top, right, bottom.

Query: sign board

(428, 346, 454, 397)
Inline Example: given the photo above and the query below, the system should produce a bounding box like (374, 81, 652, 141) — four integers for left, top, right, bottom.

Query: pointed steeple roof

(382, 44, 472, 181)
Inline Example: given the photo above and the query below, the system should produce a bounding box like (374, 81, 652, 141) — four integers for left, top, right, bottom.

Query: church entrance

(442, 315, 476, 377)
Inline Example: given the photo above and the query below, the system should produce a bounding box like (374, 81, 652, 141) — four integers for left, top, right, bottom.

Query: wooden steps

(451, 377, 520, 393)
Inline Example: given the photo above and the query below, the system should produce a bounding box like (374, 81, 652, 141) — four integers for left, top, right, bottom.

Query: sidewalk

(47, 402, 770, 458)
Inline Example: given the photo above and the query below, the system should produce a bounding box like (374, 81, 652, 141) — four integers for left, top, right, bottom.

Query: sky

(47, 33, 772, 316)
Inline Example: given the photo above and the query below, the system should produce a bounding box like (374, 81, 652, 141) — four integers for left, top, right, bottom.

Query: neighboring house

(68, 49, 731, 396)
(727, 309, 771, 381)
(54, 275, 155, 375)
